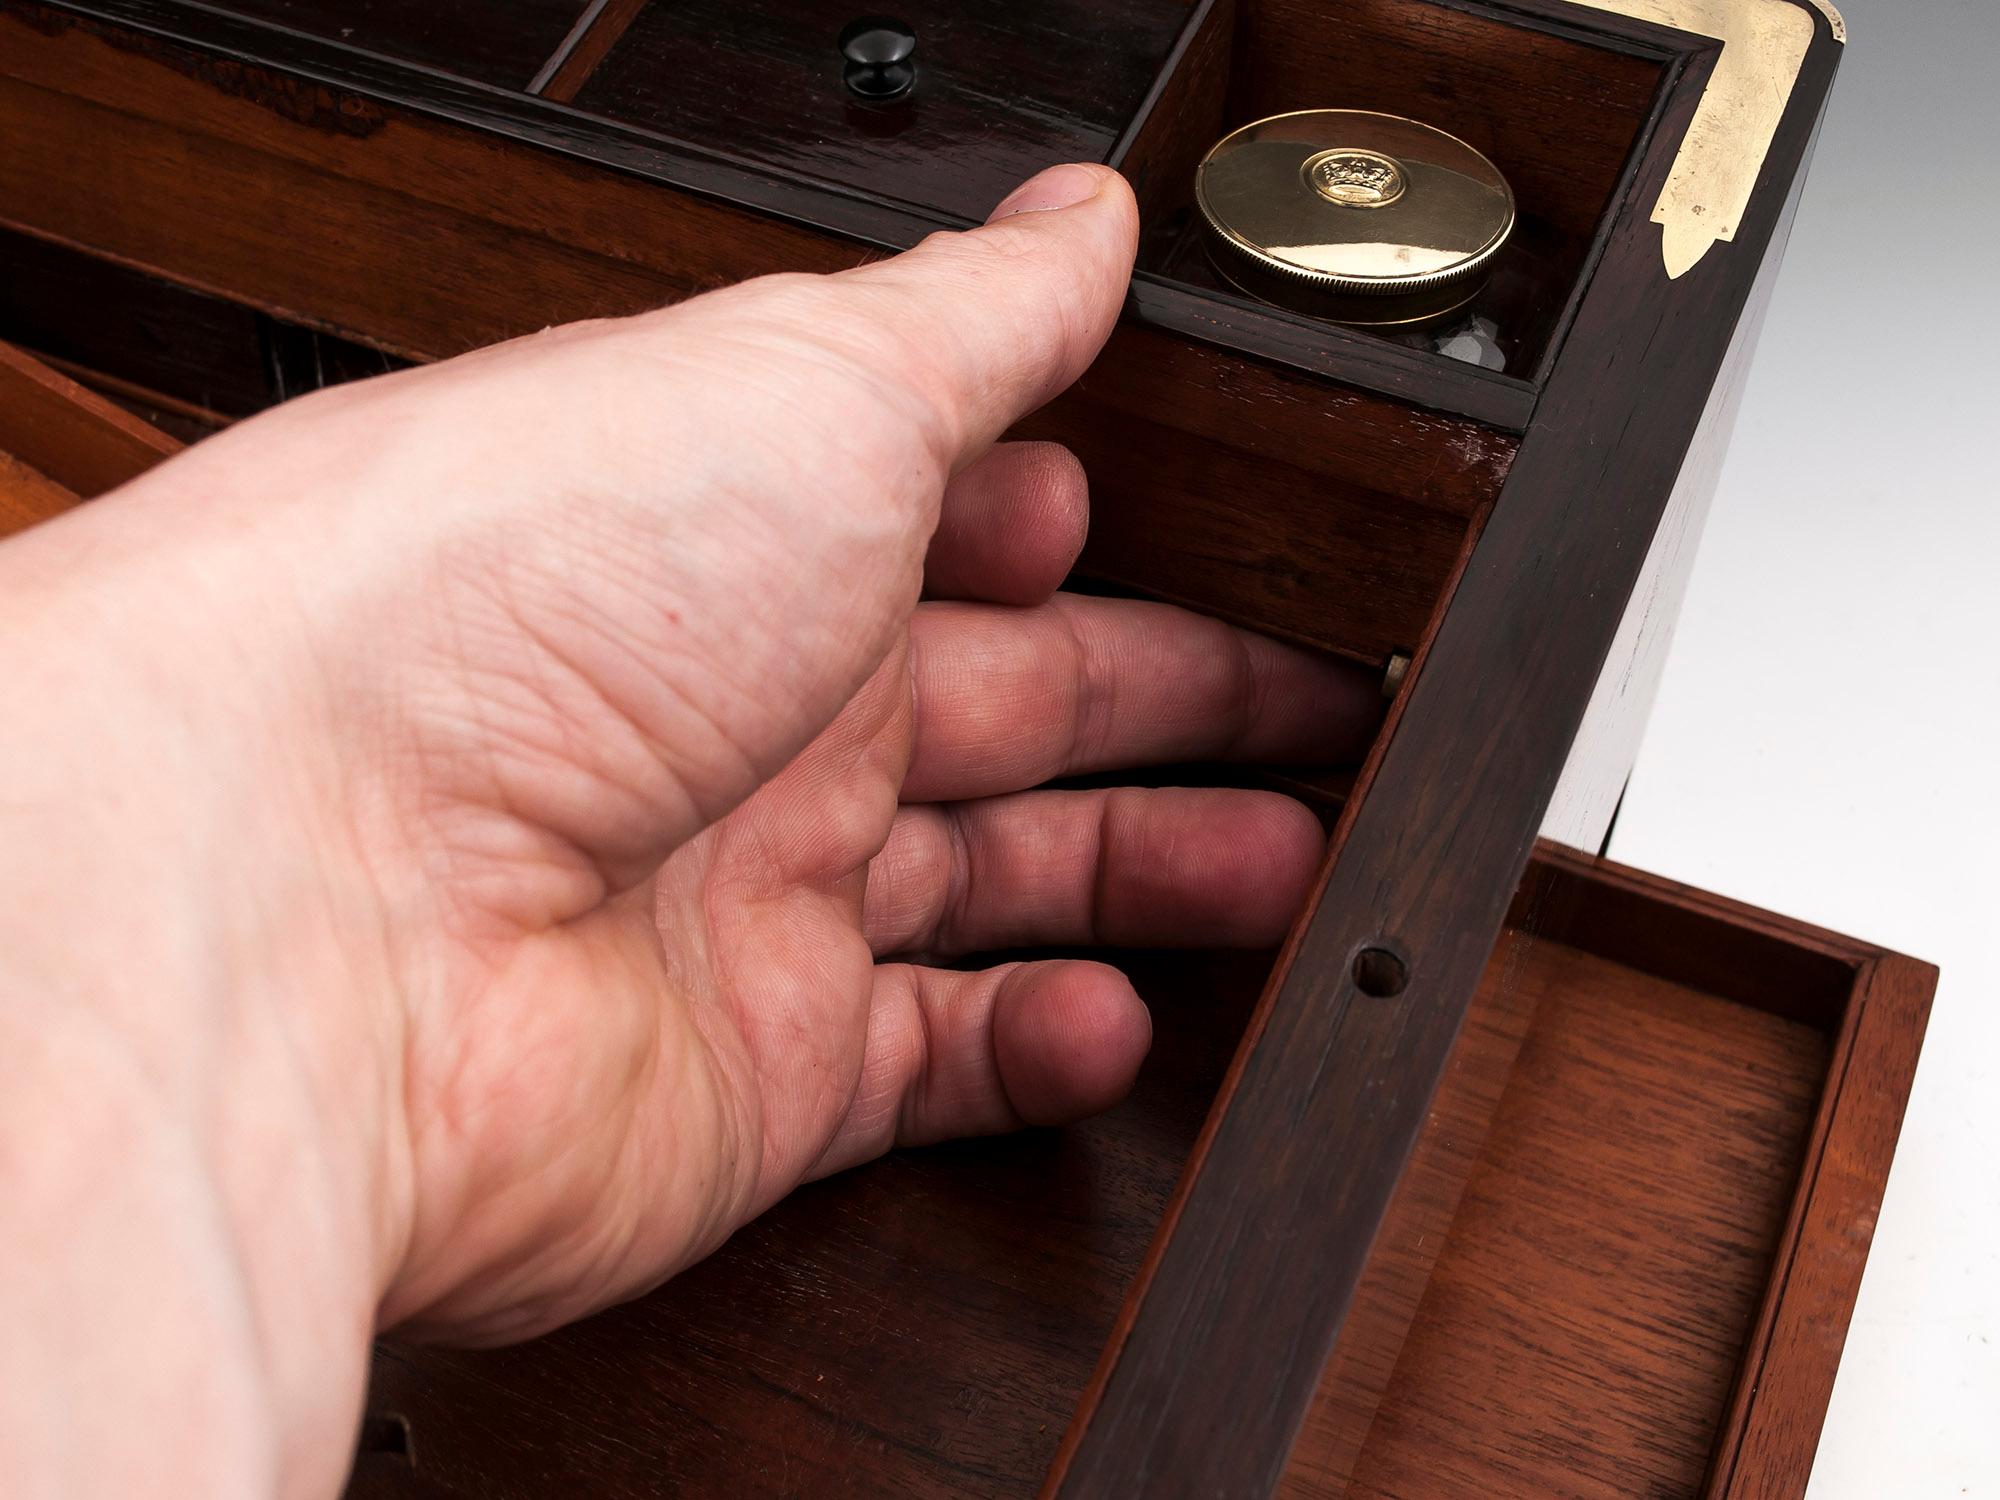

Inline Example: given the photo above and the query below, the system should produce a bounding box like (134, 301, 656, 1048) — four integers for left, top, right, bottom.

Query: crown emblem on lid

(1304, 149, 1406, 207)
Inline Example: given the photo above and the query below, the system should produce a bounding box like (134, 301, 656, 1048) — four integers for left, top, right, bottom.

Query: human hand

(0, 164, 1375, 1497)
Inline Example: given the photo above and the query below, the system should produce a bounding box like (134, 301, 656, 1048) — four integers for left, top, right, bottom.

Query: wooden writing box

(0, 1, 1935, 1495)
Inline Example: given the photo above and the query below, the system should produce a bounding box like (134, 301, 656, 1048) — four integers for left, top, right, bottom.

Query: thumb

(825, 162, 1139, 467)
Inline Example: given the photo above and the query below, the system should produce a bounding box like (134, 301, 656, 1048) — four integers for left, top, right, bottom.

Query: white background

(1605, 2, 1999, 1492)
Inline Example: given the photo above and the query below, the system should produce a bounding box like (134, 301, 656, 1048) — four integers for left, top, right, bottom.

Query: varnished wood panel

(0, 449, 79, 535)
(3, 0, 1549, 426)
(0, 338, 180, 503)
(574, 0, 1194, 224)
(211, 0, 593, 90)
(1023, 323, 1511, 663)
(0, 4, 864, 359)
(1322, 933, 1830, 1500)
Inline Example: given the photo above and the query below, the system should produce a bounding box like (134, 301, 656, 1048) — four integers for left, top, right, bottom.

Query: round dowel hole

(1352, 946, 1409, 999)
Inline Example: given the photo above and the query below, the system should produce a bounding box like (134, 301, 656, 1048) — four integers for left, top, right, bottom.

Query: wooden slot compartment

(1116, 0, 1668, 381)
(1024, 319, 1515, 670)
(569, 0, 1207, 225)
(0, 223, 408, 436)
(1281, 848, 1934, 1500)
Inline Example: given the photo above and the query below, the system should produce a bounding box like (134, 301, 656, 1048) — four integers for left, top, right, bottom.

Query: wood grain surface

(0, 338, 180, 503)
(1, 0, 1562, 427)
(572, 0, 1194, 224)
(1314, 931, 1832, 1500)
(0, 449, 79, 535)
(206, 0, 594, 90)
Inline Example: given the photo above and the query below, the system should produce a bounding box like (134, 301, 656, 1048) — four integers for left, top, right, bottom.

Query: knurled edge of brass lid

(1194, 111, 1516, 298)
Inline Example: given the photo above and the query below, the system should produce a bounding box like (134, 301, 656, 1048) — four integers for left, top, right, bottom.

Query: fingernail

(986, 163, 1107, 223)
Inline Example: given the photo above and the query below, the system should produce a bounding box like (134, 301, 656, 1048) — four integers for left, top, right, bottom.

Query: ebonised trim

(1048, 11, 1843, 1496)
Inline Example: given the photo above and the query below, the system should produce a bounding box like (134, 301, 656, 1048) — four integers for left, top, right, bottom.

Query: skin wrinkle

(939, 799, 979, 960)
(452, 521, 735, 825)
(1056, 596, 1113, 775)
(1090, 790, 1123, 942)
(924, 443, 1090, 605)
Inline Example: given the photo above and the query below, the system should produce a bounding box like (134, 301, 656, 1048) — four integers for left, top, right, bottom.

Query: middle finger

(903, 593, 1378, 803)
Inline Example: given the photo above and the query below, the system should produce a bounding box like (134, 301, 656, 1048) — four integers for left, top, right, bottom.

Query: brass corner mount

(1572, 0, 1844, 278)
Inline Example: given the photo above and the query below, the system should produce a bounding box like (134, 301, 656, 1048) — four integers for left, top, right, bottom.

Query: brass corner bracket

(1574, 0, 1845, 278)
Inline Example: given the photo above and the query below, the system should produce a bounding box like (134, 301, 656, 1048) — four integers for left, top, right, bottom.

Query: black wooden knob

(839, 16, 916, 100)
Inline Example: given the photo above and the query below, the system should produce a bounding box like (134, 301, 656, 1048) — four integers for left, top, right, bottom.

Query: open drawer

(333, 843, 1929, 1500)
(1284, 846, 1934, 1499)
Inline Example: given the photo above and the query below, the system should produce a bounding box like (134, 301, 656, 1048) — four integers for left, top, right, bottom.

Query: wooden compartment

(350, 947, 1270, 1500)
(1018, 322, 1511, 667)
(0, 6, 1519, 673)
(216, 0, 596, 89)
(570, 0, 1205, 225)
(1117, 0, 1669, 379)
(1282, 849, 1932, 1499)
(0, 224, 404, 438)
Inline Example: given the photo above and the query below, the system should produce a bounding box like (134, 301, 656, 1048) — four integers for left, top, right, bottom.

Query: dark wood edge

(0, 337, 181, 496)
(526, 0, 608, 96)
(1104, 0, 1225, 172)
(528, 0, 646, 104)
(1046, 16, 1845, 1497)
(1039, 440, 1491, 1498)
(1125, 273, 1539, 432)
(1705, 951, 1935, 1498)
(27, 348, 233, 431)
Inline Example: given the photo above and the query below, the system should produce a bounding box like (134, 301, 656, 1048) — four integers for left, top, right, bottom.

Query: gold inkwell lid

(1195, 109, 1515, 326)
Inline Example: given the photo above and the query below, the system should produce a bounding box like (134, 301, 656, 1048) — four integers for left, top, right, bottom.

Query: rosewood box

(0, 1, 1932, 1495)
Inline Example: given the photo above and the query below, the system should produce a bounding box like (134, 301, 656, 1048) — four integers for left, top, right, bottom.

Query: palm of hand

(384, 545, 1365, 1343)
(51, 174, 1369, 1349)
